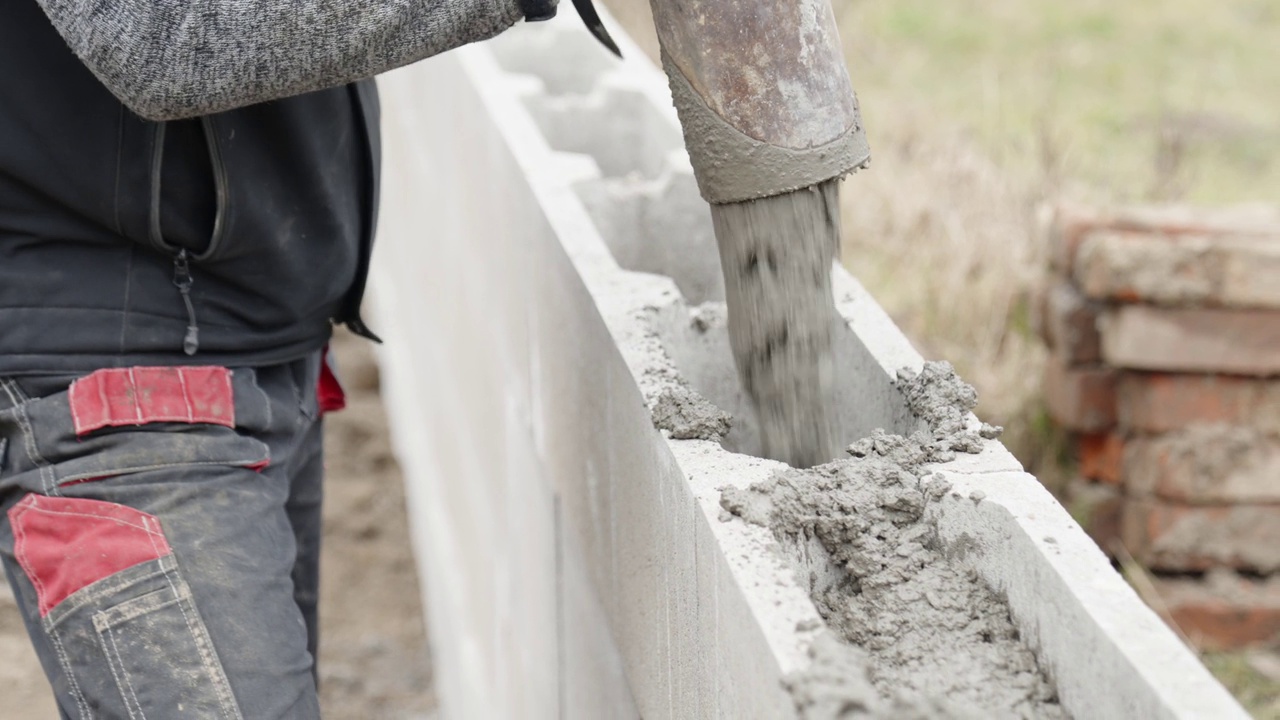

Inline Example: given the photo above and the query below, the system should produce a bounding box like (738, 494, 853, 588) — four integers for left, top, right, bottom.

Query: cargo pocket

(10, 494, 243, 719)
(5, 366, 272, 490)
(94, 575, 241, 719)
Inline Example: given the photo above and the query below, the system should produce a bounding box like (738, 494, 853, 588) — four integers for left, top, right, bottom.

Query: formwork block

(488, 23, 623, 96)
(607, 406, 689, 713)
(678, 440, 815, 718)
(524, 88, 684, 181)
(932, 469, 1244, 720)
(651, 300, 920, 464)
(559, 504, 642, 718)
(576, 164, 726, 305)
(373, 42, 641, 717)
(501, 418, 562, 718)
(370, 9, 1248, 720)
(529, 247, 626, 600)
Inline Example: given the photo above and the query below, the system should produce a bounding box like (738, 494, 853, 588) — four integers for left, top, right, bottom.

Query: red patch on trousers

(69, 366, 235, 436)
(317, 347, 346, 415)
(8, 495, 172, 617)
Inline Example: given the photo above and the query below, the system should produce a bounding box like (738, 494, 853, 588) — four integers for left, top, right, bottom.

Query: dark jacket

(1, 0, 522, 374)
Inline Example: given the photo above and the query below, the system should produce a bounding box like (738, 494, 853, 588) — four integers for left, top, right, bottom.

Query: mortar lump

(653, 385, 733, 440)
(721, 362, 1065, 719)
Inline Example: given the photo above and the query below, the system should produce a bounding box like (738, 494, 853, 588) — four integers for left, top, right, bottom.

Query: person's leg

(0, 362, 323, 719)
(284, 352, 327, 680)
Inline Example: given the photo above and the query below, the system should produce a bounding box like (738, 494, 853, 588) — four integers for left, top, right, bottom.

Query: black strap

(518, 0, 557, 22)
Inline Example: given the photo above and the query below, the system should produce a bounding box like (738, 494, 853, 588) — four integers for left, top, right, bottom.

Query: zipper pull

(172, 250, 200, 356)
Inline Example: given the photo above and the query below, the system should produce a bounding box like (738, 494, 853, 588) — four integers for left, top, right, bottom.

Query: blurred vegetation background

(841, 0, 1280, 204)
(832, 0, 1279, 491)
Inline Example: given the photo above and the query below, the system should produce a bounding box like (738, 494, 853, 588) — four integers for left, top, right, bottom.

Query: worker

(0, 1, 556, 716)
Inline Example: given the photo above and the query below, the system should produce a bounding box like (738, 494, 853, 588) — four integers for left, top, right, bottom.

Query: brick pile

(1038, 203, 1280, 650)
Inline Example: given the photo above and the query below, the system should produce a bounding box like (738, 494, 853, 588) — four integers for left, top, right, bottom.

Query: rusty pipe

(646, 0, 868, 204)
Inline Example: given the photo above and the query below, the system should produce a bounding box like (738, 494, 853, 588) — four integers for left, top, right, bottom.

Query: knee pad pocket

(9, 494, 244, 719)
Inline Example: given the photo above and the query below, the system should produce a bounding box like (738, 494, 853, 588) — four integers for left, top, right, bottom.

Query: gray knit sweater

(36, 0, 527, 121)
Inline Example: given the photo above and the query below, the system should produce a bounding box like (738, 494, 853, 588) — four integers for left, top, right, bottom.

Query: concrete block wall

(1041, 202, 1280, 650)
(370, 10, 1248, 719)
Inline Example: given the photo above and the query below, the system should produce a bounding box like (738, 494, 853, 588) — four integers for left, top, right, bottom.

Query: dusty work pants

(0, 353, 338, 719)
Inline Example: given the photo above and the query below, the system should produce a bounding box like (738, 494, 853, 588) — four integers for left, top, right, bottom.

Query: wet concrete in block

(652, 385, 732, 440)
(720, 363, 1066, 719)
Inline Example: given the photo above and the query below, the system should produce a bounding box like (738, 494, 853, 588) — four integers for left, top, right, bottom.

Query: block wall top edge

(678, 443, 821, 674)
(934, 470, 1249, 720)
(831, 266, 924, 378)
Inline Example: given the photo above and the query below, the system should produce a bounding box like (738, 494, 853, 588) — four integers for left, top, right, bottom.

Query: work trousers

(0, 353, 337, 719)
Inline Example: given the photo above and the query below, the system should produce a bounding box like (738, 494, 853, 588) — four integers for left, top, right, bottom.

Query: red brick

(1045, 202, 1280, 274)
(1075, 231, 1213, 305)
(1065, 479, 1123, 553)
(1100, 306, 1280, 376)
(1074, 231, 1280, 309)
(1118, 372, 1280, 434)
(1124, 428, 1280, 504)
(1078, 432, 1125, 485)
(1109, 204, 1280, 235)
(1041, 281, 1102, 364)
(1044, 357, 1117, 432)
(1220, 236, 1280, 309)
(1155, 572, 1280, 650)
(1045, 203, 1111, 272)
(1122, 500, 1280, 573)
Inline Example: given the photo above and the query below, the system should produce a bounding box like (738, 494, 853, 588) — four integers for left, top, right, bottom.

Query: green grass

(1203, 652, 1280, 719)
(836, 0, 1280, 203)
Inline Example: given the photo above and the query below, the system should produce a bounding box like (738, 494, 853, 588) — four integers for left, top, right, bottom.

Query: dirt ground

(0, 330, 436, 719)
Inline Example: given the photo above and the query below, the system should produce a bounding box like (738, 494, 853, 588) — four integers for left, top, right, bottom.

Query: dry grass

(832, 0, 1278, 483)
(1203, 651, 1280, 720)
(835, 112, 1065, 484)
(836, 0, 1280, 204)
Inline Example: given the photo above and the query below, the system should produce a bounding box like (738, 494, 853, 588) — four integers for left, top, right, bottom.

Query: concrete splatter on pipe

(648, 0, 870, 467)
(649, 0, 869, 203)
